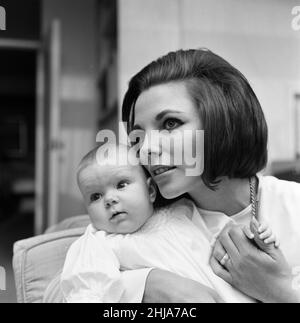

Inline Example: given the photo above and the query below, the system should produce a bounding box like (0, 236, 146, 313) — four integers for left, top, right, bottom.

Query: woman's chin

(159, 185, 186, 199)
(157, 171, 199, 199)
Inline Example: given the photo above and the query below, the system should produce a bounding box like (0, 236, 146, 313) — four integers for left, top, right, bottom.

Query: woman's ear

(147, 177, 157, 203)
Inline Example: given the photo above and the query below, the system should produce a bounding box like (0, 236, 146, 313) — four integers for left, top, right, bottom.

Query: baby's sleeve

(60, 225, 124, 303)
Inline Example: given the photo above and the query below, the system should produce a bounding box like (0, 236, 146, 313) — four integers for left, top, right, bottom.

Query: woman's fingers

(227, 224, 259, 257)
(219, 225, 244, 258)
(211, 239, 227, 263)
(210, 256, 232, 285)
(212, 239, 235, 270)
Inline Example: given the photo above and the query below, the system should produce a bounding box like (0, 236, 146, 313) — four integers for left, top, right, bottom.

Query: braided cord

(249, 177, 257, 219)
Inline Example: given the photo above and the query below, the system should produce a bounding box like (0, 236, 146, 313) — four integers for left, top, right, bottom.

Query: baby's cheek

(89, 213, 100, 228)
(89, 207, 104, 226)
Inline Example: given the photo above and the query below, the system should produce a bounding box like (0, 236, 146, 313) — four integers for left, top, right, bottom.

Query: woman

(121, 49, 300, 303)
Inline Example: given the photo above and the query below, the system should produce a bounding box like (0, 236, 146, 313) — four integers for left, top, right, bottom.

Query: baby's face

(78, 161, 156, 234)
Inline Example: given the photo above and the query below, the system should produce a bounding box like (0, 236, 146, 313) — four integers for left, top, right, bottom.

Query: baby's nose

(104, 194, 119, 208)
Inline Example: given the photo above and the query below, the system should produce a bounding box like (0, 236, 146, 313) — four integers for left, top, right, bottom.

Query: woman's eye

(163, 118, 182, 131)
(117, 181, 129, 189)
(90, 193, 102, 202)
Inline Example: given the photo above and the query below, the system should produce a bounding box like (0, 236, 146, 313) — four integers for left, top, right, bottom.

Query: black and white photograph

(1, 0, 300, 306)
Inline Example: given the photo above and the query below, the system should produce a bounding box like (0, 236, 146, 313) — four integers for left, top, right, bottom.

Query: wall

(40, 0, 300, 221)
(118, 0, 300, 164)
(43, 0, 99, 220)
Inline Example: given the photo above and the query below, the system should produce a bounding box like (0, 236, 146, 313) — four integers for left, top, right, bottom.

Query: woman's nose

(104, 192, 119, 208)
(139, 131, 162, 163)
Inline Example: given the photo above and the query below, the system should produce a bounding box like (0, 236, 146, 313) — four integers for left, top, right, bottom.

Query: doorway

(0, 48, 36, 229)
(0, 47, 38, 303)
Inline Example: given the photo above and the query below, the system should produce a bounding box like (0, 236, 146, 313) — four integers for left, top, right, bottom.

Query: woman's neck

(189, 177, 251, 217)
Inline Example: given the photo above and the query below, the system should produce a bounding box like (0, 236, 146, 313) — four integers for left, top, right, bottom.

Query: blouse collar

(195, 175, 263, 235)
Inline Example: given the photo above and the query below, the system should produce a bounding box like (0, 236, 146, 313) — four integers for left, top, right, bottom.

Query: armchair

(12, 215, 90, 303)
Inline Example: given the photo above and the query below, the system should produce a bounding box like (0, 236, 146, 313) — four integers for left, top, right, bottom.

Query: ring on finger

(220, 253, 229, 266)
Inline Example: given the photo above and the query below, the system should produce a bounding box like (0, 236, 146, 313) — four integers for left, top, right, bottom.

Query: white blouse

(195, 176, 300, 300)
(193, 176, 300, 300)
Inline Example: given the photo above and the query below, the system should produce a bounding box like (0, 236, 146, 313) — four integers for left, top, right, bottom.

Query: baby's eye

(90, 193, 102, 202)
(163, 118, 182, 131)
(117, 181, 129, 189)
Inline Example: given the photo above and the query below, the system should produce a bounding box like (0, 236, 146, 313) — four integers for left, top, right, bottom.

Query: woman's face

(133, 81, 204, 199)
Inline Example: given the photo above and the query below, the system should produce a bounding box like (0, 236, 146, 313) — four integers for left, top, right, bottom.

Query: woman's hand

(210, 223, 299, 303)
(143, 269, 223, 303)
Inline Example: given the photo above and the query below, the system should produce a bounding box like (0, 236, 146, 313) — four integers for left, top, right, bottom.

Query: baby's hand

(243, 218, 280, 249)
(256, 221, 280, 248)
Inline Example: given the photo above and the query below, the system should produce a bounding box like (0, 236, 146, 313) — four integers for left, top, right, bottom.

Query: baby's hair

(77, 143, 186, 209)
(77, 143, 149, 186)
(77, 145, 100, 187)
(77, 143, 130, 182)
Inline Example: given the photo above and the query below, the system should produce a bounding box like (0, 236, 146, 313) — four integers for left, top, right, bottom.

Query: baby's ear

(147, 177, 157, 203)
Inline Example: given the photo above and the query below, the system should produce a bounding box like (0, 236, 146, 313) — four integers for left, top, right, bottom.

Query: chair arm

(13, 227, 85, 303)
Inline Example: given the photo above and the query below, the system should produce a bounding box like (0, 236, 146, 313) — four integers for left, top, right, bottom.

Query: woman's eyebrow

(155, 109, 183, 121)
(133, 109, 183, 130)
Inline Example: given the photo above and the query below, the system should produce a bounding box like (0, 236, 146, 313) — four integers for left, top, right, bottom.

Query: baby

(61, 143, 279, 303)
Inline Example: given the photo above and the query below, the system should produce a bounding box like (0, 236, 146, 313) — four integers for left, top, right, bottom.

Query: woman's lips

(151, 166, 176, 177)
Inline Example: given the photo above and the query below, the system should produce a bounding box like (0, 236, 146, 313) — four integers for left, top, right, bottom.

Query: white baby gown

(61, 198, 255, 303)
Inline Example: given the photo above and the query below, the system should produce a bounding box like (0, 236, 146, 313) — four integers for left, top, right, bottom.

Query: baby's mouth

(110, 211, 127, 221)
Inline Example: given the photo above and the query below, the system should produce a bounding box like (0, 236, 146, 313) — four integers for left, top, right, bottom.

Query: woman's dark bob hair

(122, 48, 268, 189)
